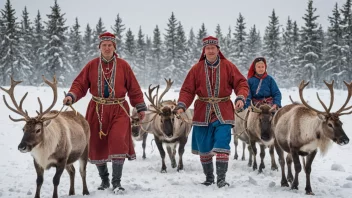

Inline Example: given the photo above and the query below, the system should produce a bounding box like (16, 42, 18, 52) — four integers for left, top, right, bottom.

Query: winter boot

(96, 164, 110, 190)
(201, 162, 215, 186)
(112, 162, 125, 192)
(216, 161, 230, 188)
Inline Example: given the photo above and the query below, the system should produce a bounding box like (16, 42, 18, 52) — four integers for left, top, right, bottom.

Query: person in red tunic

(63, 32, 147, 192)
(174, 36, 249, 188)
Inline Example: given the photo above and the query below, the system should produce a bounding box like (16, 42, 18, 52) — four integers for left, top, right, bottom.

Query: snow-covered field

(0, 85, 352, 198)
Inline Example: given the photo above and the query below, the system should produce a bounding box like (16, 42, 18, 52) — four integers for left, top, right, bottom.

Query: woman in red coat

(63, 32, 147, 192)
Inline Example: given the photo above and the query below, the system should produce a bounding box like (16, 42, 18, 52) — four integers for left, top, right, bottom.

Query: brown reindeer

(272, 80, 351, 195)
(0, 76, 90, 198)
(145, 79, 193, 173)
(131, 107, 151, 159)
(245, 103, 278, 173)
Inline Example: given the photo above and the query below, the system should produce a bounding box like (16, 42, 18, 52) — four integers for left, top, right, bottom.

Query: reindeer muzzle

(18, 142, 31, 153)
(336, 136, 349, 145)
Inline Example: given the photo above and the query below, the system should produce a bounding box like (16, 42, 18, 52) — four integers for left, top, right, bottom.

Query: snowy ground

(0, 85, 352, 198)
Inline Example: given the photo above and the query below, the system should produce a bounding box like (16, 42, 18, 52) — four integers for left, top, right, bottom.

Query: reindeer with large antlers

(0, 76, 90, 198)
(272, 80, 351, 195)
(144, 78, 193, 173)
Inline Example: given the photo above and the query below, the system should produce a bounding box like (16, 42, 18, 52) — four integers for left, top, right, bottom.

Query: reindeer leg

(247, 144, 253, 167)
(258, 145, 266, 173)
(305, 149, 317, 195)
(166, 145, 177, 168)
(79, 145, 89, 195)
(241, 141, 246, 161)
(52, 162, 65, 198)
(269, 145, 278, 171)
(65, 164, 75, 195)
(234, 135, 239, 160)
(34, 159, 44, 198)
(250, 141, 257, 171)
(291, 151, 302, 190)
(142, 132, 148, 159)
(154, 136, 167, 173)
(286, 153, 293, 183)
(177, 137, 187, 171)
(275, 140, 289, 187)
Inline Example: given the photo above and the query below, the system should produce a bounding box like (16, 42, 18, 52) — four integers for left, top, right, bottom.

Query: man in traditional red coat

(63, 32, 147, 192)
(174, 36, 249, 188)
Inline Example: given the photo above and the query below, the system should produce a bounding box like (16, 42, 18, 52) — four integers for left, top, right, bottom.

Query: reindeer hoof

(281, 181, 289, 187)
(287, 177, 293, 183)
(142, 156, 146, 159)
(69, 191, 75, 195)
(291, 185, 299, 190)
(253, 164, 257, 171)
(83, 190, 90, 195)
(161, 169, 167, 173)
(306, 191, 315, 195)
(241, 156, 245, 161)
(248, 162, 252, 167)
(234, 154, 238, 160)
(271, 165, 278, 171)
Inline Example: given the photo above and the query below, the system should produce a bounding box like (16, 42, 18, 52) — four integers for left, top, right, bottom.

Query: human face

(100, 41, 115, 59)
(255, 61, 266, 74)
(204, 45, 219, 62)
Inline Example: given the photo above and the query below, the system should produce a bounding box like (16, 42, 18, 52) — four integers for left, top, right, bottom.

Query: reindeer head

(250, 101, 275, 142)
(0, 76, 60, 153)
(299, 80, 351, 146)
(145, 79, 176, 138)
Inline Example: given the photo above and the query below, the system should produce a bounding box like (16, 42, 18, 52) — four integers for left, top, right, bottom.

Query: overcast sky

(1, 0, 347, 38)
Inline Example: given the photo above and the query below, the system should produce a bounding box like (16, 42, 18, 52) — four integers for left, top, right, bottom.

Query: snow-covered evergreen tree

(111, 14, 125, 57)
(82, 23, 97, 63)
(221, 27, 233, 59)
(42, 0, 72, 86)
(231, 13, 248, 73)
(151, 25, 164, 86)
(246, 25, 262, 68)
(0, 0, 31, 85)
(340, 0, 352, 82)
(135, 27, 146, 86)
(31, 10, 45, 85)
(92, 17, 106, 51)
(173, 21, 189, 86)
(144, 35, 153, 87)
(297, 0, 322, 88)
(215, 24, 224, 47)
(68, 18, 84, 74)
(196, 23, 207, 50)
(263, 9, 281, 78)
(187, 28, 199, 63)
(164, 12, 178, 71)
(124, 28, 136, 68)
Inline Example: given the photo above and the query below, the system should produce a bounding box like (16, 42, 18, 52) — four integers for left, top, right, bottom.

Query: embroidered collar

(101, 54, 115, 64)
(205, 55, 220, 67)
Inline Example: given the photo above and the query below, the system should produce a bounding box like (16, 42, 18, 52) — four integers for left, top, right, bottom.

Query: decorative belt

(92, 96, 125, 105)
(197, 96, 231, 104)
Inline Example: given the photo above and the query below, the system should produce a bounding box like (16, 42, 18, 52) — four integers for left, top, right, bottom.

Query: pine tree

(196, 23, 207, 50)
(92, 17, 106, 49)
(68, 18, 84, 74)
(215, 24, 224, 46)
(222, 26, 233, 59)
(42, 0, 72, 86)
(164, 12, 178, 66)
(144, 35, 153, 87)
(263, 9, 281, 78)
(173, 22, 189, 86)
(232, 13, 248, 72)
(20, 6, 35, 84)
(247, 25, 262, 68)
(0, 0, 31, 85)
(82, 23, 96, 63)
(297, 0, 321, 88)
(32, 10, 45, 85)
(340, 0, 352, 81)
(111, 14, 125, 56)
(151, 25, 164, 85)
(135, 27, 146, 86)
(124, 28, 136, 67)
(187, 28, 199, 63)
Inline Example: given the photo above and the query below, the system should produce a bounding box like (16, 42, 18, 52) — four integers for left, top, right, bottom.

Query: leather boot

(216, 161, 230, 188)
(112, 163, 125, 192)
(96, 164, 110, 190)
(201, 162, 215, 186)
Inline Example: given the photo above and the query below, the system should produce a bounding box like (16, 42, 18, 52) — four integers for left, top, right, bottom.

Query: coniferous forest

(1, 0, 352, 89)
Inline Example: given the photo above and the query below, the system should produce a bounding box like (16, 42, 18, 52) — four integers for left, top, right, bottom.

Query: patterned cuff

(136, 103, 147, 113)
(176, 102, 186, 112)
(66, 92, 76, 103)
(234, 95, 245, 104)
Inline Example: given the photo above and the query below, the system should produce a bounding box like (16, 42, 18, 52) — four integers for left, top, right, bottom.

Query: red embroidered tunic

(177, 59, 249, 126)
(68, 57, 146, 164)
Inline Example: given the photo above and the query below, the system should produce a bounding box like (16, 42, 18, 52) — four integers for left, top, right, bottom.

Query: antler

(315, 81, 334, 114)
(157, 78, 174, 106)
(299, 81, 326, 114)
(0, 76, 30, 122)
(250, 101, 262, 113)
(144, 85, 162, 114)
(37, 76, 60, 121)
(336, 81, 352, 116)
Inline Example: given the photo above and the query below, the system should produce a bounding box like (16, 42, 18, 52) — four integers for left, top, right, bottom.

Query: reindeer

(144, 79, 193, 173)
(245, 102, 278, 173)
(131, 107, 150, 159)
(0, 76, 90, 198)
(272, 80, 351, 195)
(233, 109, 253, 167)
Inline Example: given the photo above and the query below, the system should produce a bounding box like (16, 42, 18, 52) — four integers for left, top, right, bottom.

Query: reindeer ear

(43, 119, 52, 127)
(317, 114, 326, 122)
